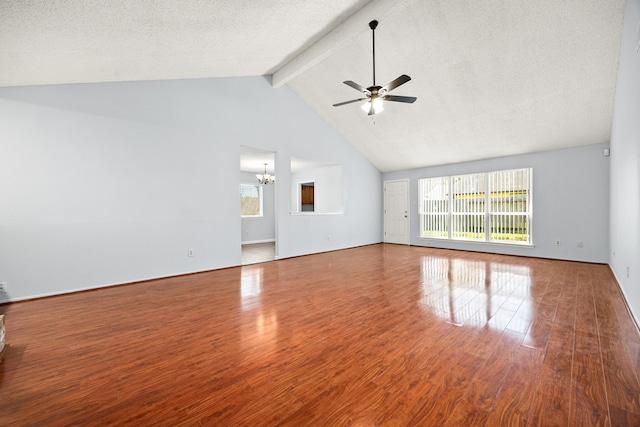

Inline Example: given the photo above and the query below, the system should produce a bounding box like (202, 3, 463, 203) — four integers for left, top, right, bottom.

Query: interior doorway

(384, 179, 410, 245)
(240, 146, 276, 265)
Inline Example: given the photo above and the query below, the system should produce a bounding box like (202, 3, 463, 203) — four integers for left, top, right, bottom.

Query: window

(418, 168, 532, 244)
(488, 169, 531, 243)
(419, 176, 449, 238)
(240, 184, 263, 217)
(452, 173, 485, 241)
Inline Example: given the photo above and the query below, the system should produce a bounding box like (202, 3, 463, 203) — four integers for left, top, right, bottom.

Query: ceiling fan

(333, 19, 416, 116)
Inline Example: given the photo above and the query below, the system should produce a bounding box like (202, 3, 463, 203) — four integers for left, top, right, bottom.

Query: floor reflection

(419, 255, 531, 331)
(240, 266, 278, 348)
(241, 266, 263, 311)
(255, 310, 278, 342)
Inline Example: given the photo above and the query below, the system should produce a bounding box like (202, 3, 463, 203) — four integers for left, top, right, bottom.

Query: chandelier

(256, 163, 275, 185)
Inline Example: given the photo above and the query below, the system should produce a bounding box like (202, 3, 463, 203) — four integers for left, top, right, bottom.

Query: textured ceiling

(0, 0, 368, 85)
(287, 0, 627, 171)
(0, 0, 626, 171)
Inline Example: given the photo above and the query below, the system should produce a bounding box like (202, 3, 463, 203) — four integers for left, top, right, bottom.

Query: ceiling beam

(271, 0, 416, 88)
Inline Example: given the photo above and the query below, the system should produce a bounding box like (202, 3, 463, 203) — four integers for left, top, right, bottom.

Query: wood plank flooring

(1, 244, 639, 426)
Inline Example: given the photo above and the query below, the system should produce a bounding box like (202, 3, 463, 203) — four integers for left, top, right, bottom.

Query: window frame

(418, 168, 532, 245)
(240, 183, 264, 218)
(418, 176, 449, 239)
(487, 168, 532, 244)
(451, 173, 486, 242)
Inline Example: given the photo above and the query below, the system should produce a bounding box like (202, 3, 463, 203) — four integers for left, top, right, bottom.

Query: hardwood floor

(1, 244, 639, 426)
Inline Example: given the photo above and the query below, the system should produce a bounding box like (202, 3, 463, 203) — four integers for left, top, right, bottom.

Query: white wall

(610, 0, 640, 323)
(0, 76, 382, 302)
(290, 165, 343, 213)
(383, 142, 610, 263)
(241, 171, 275, 243)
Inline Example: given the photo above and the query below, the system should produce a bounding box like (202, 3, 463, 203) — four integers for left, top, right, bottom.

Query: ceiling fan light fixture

(361, 97, 384, 114)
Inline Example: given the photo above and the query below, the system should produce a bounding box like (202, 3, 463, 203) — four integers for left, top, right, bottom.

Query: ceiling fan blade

(343, 81, 369, 94)
(382, 95, 417, 103)
(380, 74, 411, 93)
(333, 97, 368, 107)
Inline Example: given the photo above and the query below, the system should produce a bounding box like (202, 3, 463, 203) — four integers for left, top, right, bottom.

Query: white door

(384, 180, 410, 244)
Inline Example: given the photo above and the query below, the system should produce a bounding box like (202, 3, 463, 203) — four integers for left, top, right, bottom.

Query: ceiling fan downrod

(370, 19, 378, 86)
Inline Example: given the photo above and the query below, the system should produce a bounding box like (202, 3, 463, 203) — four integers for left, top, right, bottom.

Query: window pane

(419, 177, 449, 238)
(240, 184, 262, 217)
(488, 168, 531, 243)
(452, 173, 485, 241)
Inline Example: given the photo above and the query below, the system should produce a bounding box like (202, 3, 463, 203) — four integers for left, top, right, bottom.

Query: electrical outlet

(0, 282, 7, 293)
(577, 241, 583, 248)
(627, 267, 630, 278)
(555, 240, 561, 246)
(188, 249, 194, 257)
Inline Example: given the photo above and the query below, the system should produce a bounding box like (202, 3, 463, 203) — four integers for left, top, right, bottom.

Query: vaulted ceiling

(0, 0, 626, 172)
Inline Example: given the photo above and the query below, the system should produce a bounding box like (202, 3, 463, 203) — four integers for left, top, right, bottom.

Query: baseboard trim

(242, 239, 275, 245)
(608, 264, 640, 337)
